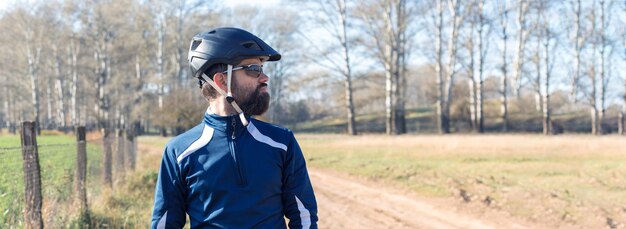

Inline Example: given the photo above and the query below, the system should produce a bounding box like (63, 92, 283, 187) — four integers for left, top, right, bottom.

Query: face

(232, 57, 270, 116)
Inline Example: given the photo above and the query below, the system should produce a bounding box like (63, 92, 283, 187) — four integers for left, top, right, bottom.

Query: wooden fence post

(20, 121, 43, 229)
(102, 128, 112, 188)
(74, 126, 88, 217)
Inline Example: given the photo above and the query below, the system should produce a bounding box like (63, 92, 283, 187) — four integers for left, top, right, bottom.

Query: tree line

(0, 0, 624, 136)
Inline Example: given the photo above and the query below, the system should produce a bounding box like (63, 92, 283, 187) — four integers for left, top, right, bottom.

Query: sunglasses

(223, 64, 264, 78)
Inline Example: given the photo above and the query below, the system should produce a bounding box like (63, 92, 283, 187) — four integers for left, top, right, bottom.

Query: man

(151, 27, 318, 228)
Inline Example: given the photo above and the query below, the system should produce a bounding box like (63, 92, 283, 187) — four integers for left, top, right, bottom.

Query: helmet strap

(226, 64, 233, 98)
(200, 66, 249, 126)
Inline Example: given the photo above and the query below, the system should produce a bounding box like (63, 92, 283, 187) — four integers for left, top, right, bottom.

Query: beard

(235, 84, 270, 116)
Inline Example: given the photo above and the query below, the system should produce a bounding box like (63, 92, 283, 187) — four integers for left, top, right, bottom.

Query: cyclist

(151, 27, 318, 228)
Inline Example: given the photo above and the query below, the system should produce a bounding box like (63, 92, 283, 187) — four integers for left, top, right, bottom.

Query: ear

(212, 72, 228, 91)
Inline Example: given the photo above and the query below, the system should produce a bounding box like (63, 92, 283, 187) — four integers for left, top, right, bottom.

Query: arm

(151, 146, 187, 229)
(282, 132, 318, 229)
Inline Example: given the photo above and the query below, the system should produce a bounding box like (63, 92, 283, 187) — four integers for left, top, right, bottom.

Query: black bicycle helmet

(188, 27, 281, 80)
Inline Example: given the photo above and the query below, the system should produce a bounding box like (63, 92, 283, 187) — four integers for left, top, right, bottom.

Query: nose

(259, 72, 269, 83)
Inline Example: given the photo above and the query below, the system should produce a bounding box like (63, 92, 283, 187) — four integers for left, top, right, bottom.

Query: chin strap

(200, 65, 249, 126)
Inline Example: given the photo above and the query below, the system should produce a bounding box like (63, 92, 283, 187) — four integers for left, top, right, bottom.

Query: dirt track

(310, 168, 530, 229)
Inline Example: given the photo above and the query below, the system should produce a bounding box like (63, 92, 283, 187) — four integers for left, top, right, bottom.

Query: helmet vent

(191, 40, 202, 51)
(241, 41, 262, 51)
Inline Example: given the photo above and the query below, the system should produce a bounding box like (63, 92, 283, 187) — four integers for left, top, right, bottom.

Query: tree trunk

(619, 111, 624, 135)
(69, 35, 80, 127)
(590, 4, 598, 135)
(533, 37, 542, 114)
(513, 0, 529, 97)
(339, 0, 357, 135)
(53, 45, 66, 129)
(394, 0, 407, 134)
(45, 78, 53, 129)
(381, 2, 396, 135)
(384, 61, 394, 135)
(157, 13, 166, 137)
(435, 0, 447, 134)
(622, 5, 626, 135)
(95, 30, 111, 131)
(542, 23, 551, 135)
(499, 2, 509, 132)
(27, 44, 41, 135)
(476, 0, 486, 133)
(542, 93, 550, 135)
(468, 79, 477, 131)
(570, 0, 582, 102)
(598, 0, 606, 134)
(443, 0, 462, 133)
(467, 12, 477, 131)
(3, 91, 9, 131)
(176, 8, 185, 89)
(7, 89, 15, 134)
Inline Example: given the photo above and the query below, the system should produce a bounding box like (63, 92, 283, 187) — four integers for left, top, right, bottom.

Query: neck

(209, 97, 239, 116)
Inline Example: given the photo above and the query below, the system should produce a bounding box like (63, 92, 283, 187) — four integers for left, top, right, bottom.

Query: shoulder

(247, 118, 295, 150)
(164, 123, 208, 157)
(249, 118, 292, 135)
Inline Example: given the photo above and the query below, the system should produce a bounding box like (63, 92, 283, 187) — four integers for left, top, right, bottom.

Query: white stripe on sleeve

(176, 125, 214, 163)
(246, 122, 287, 151)
(295, 196, 311, 229)
(157, 211, 167, 229)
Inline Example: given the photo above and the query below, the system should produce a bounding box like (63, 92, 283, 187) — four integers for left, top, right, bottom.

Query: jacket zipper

(229, 117, 246, 185)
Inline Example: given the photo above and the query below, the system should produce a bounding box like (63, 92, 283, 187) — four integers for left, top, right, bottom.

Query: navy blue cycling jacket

(151, 108, 318, 228)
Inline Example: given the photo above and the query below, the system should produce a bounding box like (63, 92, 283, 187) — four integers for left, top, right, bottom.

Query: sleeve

(151, 145, 187, 229)
(282, 132, 318, 229)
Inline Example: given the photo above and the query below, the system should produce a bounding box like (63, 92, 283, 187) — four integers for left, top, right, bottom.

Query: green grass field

(0, 134, 103, 227)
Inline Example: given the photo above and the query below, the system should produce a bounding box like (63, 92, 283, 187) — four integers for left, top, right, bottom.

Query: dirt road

(310, 168, 529, 229)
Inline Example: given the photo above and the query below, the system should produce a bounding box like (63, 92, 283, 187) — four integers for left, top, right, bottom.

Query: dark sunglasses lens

(245, 65, 263, 77)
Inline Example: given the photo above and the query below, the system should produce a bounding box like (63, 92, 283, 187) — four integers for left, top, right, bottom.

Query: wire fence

(0, 122, 137, 228)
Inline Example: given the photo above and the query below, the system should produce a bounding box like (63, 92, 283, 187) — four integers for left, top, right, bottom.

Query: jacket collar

(203, 107, 249, 133)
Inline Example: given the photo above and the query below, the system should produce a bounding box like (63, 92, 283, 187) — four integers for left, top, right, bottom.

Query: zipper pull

(231, 117, 236, 139)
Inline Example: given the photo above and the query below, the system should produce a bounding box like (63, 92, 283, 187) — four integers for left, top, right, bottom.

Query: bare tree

(52, 44, 67, 129)
(434, 0, 464, 134)
(618, 5, 626, 135)
(530, 37, 542, 114)
(14, 8, 45, 134)
(359, 0, 413, 135)
(338, 0, 358, 135)
(435, 0, 447, 133)
(512, 0, 530, 97)
(498, 0, 510, 132)
(465, 2, 478, 132)
(589, 0, 599, 135)
(171, 0, 207, 88)
(569, 0, 587, 102)
(465, 0, 489, 133)
(156, 5, 167, 136)
(68, 34, 81, 127)
(82, 1, 115, 130)
(299, 0, 358, 135)
(597, 0, 610, 134)
(540, 7, 555, 135)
